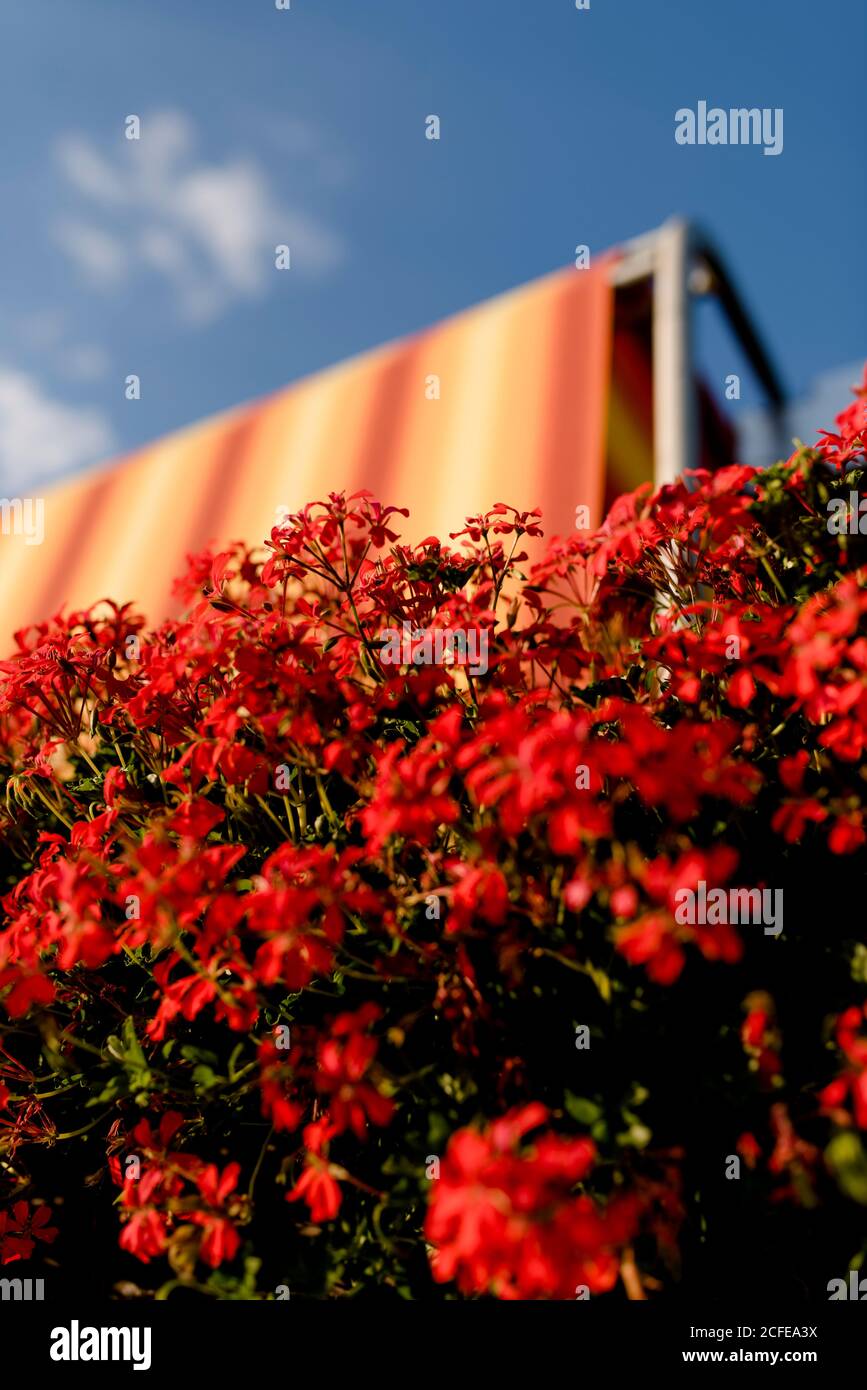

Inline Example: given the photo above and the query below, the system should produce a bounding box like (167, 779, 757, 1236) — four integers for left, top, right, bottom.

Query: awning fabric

(2, 260, 617, 637)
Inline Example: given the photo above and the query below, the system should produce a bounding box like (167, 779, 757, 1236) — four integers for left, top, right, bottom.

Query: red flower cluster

(426, 1104, 639, 1299)
(819, 1004, 867, 1129)
(110, 1112, 244, 1268)
(0, 373, 864, 1298)
(0, 1199, 58, 1264)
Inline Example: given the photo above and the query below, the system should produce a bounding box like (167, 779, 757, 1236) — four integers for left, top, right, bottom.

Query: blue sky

(0, 0, 864, 491)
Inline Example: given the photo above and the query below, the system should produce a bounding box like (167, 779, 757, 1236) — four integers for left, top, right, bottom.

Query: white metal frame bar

(605, 218, 785, 489)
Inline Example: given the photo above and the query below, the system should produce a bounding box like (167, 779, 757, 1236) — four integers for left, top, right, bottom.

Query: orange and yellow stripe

(0, 258, 635, 638)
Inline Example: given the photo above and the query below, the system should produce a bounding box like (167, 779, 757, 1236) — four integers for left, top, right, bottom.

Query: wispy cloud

(53, 219, 129, 288)
(54, 133, 129, 208)
(16, 310, 68, 352)
(0, 368, 115, 489)
(58, 344, 111, 384)
(53, 110, 345, 323)
(735, 360, 863, 470)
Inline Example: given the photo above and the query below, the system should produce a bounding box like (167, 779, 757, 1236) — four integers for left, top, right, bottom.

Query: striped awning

(1, 257, 625, 638)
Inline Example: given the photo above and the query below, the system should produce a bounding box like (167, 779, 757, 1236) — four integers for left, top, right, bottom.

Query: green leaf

(826, 1132, 867, 1205)
(851, 942, 867, 984)
(564, 1092, 601, 1126)
(88, 1074, 127, 1106)
(426, 1112, 451, 1148)
(181, 1045, 219, 1067)
(192, 1064, 221, 1092)
(122, 1016, 147, 1067)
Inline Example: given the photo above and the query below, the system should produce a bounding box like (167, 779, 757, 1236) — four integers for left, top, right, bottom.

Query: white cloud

(54, 133, 128, 207)
(787, 361, 864, 441)
(17, 310, 67, 351)
(0, 368, 115, 489)
(134, 109, 196, 186)
(137, 224, 189, 276)
(59, 344, 111, 384)
(14, 313, 110, 387)
(53, 109, 345, 323)
(173, 162, 284, 295)
(54, 219, 129, 288)
(736, 360, 863, 469)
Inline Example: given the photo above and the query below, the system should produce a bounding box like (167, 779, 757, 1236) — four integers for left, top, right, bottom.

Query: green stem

(247, 1124, 275, 1201)
(53, 1109, 113, 1141)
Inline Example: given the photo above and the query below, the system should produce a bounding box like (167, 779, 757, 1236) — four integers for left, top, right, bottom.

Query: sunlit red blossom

(0, 966, 56, 1018)
(257, 1038, 305, 1132)
(314, 1005, 394, 1139)
(742, 1009, 768, 1049)
(611, 846, 743, 983)
(736, 1133, 762, 1169)
(425, 1105, 640, 1299)
(118, 1204, 170, 1264)
(361, 735, 460, 854)
(446, 861, 510, 934)
(115, 1111, 201, 1210)
(133, 1111, 186, 1152)
(286, 1116, 345, 1221)
(818, 1004, 867, 1128)
(194, 1213, 241, 1267)
(828, 813, 866, 854)
(286, 1157, 343, 1223)
(766, 1103, 821, 1203)
(247, 844, 382, 992)
(116, 1121, 244, 1268)
(167, 798, 225, 841)
(736, 993, 782, 1088)
(596, 700, 760, 821)
(456, 704, 611, 850)
(145, 966, 219, 1042)
(813, 365, 866, 470)
(773, 794, 830, 846)
(449, 502, 543, 546)
(188, 1162, 242, 1267)
(779, 750, 809, 793)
